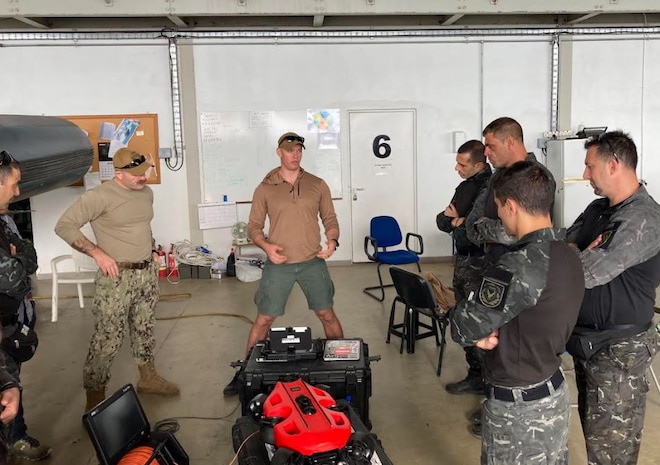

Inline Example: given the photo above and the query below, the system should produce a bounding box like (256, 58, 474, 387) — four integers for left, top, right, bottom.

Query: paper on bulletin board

(198, 202, 238, 230)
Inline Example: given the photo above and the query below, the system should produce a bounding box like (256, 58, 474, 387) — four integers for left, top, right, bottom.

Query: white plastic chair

(50, 248, 98, 322)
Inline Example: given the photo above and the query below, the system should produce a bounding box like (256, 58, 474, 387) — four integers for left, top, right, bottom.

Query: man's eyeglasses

(281, 136, 305, 144)
(119, 155, 146, 169)
(0, 151, 15, 166)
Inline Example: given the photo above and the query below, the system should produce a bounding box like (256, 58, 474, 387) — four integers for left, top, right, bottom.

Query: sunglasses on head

(119, 155, 146, 169)
(281, 136, 305, 144)
(595, 133, 619, 163)
(0, 151, 15, 166)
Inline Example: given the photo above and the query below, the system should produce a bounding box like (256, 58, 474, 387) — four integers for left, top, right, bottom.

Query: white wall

(2, 33, 660, 276)
(191, 38, 551, 260)
(568, 36, 660, 199)
(0, 42, 190, 275)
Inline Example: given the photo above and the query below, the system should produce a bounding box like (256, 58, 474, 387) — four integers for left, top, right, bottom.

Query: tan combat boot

(85, 389, 106, 412)
(137, 361, 180, 396)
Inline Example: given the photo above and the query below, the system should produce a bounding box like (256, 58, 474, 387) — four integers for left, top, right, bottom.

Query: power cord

(152, 401, 241, 436)
(172, 240, 224, 267)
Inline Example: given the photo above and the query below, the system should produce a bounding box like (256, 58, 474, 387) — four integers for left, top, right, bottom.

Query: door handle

(351, 187, 365, 201)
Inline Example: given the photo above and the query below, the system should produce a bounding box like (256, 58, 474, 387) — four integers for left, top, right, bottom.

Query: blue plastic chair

(363, 215, 423, 302)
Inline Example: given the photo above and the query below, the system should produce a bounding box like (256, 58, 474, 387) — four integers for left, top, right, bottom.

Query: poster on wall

(307, 109, 340, 150)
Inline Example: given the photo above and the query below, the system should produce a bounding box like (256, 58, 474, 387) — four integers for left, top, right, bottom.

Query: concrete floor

(19, 262, 660, 465)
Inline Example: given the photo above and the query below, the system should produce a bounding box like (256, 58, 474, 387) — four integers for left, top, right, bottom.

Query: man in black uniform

(436, 140, 491, 394)
(566, 131, 660, 465)
(0, 151, 51, 460)
(451, 161, 584, 465)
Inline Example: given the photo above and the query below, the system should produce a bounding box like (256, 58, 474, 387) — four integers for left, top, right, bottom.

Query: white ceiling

(1, 0, 660, 32)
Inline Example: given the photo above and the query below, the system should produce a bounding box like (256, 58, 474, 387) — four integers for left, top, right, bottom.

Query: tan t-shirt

(248, 168, 339, 264)
(55, 180, 154, 262)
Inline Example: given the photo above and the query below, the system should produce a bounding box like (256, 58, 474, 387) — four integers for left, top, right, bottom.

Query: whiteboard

(200, 110, 342, 203)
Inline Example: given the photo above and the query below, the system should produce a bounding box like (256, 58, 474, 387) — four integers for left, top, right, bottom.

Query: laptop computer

(82, 384, 150, 465)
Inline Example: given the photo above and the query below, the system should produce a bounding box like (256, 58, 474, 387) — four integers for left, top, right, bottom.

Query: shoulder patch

(599, 221, 622, 249)
(477, 267, 513, 311)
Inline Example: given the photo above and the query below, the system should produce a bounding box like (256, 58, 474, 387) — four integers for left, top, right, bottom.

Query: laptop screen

(83, 384, 150, 465)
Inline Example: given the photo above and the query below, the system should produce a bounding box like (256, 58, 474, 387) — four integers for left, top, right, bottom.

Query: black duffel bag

(2, 324, 38, 363)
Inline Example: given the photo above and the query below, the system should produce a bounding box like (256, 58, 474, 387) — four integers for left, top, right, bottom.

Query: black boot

(469, 408, 482, 425)
(445, 375, 484, 395)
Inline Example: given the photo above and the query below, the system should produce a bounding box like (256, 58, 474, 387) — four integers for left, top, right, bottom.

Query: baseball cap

(113, 148, 154, 176)
(278, 132, 306, 150)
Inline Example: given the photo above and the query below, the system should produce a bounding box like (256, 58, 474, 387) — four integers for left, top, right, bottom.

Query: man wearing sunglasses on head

(223, 132, 343, 396)
(55, 148, 179, 413)
(0, 151, 50, 460)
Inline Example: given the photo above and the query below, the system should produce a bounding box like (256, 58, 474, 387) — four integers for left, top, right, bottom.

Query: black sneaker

(10, 436, 52, 461)
(223, 370, 241, 397)
(469, 423, 482, 439)
(445, 376, 485, 395)
(469, 408, 482, 425)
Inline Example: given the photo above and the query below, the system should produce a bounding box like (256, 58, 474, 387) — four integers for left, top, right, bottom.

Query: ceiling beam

(167, 15, 188, 28)
(441, 14, 464, 26)
(2, 0, 660, 17)
(14, 16, 49, 28)
(567, 13, 601, 25)
(313, 15, 324, 27)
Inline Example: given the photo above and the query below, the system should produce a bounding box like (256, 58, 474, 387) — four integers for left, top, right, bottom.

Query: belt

(576, 323, 649, 331)
(456, 250, 485, 258)
(485, 370, 564, 402)
(117, 260, 151, 270)
(0, 313, 18, 327)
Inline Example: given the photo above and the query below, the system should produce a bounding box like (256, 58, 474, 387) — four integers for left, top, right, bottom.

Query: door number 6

(372, 135, 391, 159)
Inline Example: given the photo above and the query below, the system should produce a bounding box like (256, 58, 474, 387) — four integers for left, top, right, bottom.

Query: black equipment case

(83, 384, 189, 465)
(238, 339, 372, 427)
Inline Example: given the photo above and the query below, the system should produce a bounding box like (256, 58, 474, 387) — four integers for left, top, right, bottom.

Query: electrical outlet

(537, 138, 547, 150)
(159, 147, 173, 159)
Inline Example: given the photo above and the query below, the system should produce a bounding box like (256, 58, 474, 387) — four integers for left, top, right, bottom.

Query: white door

(349, 110, 416, 263)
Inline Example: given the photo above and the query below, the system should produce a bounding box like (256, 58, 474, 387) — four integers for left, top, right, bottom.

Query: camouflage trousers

(0, 327, 26, 443)
(574, 325, 658, 465)
(453, 255, 491, 379)
(481, 376, 570, 465)
(83, 261, 160, 390)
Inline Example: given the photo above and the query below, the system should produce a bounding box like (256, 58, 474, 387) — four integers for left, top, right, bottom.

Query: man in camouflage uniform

(0, 151, 51, 460)
(452, 161, 585, 465)
(565, 131, 660, 465)
(55, 148, 179, 413)
(436, 140, 491, 395)
(463, 116, 556, 435)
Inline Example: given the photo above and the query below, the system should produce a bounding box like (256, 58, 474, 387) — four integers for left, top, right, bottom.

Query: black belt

(0, 313, 18, 327)
(486, 370, 564, 402)
(456, 250, 485, 258)
(576, 323, 649, 332)
(117, 260, 151, 270)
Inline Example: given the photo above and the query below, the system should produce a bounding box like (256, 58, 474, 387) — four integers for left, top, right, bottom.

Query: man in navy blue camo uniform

(566, 131, 660, 465)
(452, 161, 584, 465)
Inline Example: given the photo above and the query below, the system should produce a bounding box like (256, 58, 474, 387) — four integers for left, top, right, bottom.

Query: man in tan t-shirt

(223, 132, 344, 396)
(55, 148, 179, 413)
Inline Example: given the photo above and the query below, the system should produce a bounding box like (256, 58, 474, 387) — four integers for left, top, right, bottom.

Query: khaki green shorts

(254, 257, 335, 317)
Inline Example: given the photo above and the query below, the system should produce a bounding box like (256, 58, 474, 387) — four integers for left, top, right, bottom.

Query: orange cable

(117, 446, 161, 465)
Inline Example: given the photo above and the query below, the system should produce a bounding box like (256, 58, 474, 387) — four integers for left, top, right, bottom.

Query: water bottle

(226, 248, 236, 277)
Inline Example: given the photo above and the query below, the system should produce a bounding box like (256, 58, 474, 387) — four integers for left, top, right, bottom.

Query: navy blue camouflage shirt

(451, 227, 585, 386)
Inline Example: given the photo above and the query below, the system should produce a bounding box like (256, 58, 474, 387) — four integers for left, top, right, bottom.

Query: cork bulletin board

(62, 113, 161, 185)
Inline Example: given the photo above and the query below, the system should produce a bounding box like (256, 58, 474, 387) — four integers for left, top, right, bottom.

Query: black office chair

(363, 216, 423, 302)
(386, 266, 449, 376)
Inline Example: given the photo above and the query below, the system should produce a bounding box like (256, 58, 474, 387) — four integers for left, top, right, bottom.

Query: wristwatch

(331, 238, 339, 249)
